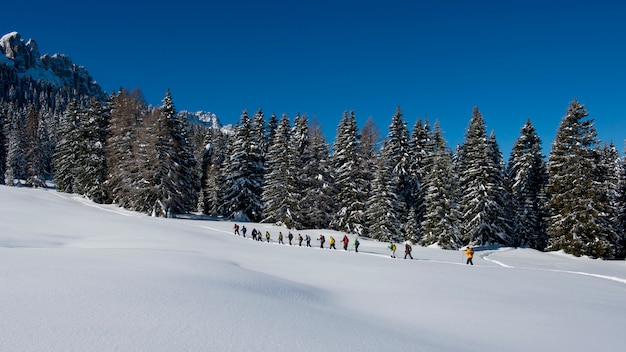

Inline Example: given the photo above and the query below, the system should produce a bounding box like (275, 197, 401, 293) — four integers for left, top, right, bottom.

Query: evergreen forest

(1, 62, 625, 259)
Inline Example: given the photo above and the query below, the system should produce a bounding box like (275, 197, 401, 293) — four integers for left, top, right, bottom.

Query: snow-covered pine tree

(0, 106, 6, 184)
(358, 117, 381, 236)
(330, 110, 366, 234)
(151, 89, 199, 217)
(221, 110, 265, 222)
(4, 107, 26, 186)
(53, 100, 81, 193)
(384, 106, 412, 225)
(487, 131, 512, 242)
(597, 143, 622, 254)
(506, 119, 548, 249)
(457, 107, 509, 246)
(299, 117, 335, 229)
(73, 98, 109, 203)
(262, 114, 300, 228)
(366, 146, 402, 242)
(405, 118, 432, 243)
(198, 124, 229, 216)
(22, 105, 46, 187)
(104, 89, 146, 209)
(252, 108, 268, 160)
(266, 112, 279, 153)
(618, 151, 626, 257)
(421, 121, 462, 249)
(546, 99, 615, 258)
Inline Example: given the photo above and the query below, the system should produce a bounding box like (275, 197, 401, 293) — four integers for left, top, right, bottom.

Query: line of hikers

(234, 224, 362, 252)
(232, 224, 474, 263)
(234, 224, 420, 259)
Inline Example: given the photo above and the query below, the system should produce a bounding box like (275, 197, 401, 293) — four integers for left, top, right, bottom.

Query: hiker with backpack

(297, 233, 303, 246)
(404, 242, 413, 259)
(329, 236, 336, 249)
(318, 234, 325, 248)
(354, 237, 360, 252)
(306, 234, 312, 247)
(341, 235, 349, 250)
(465, 246, 474, 265)
(388, 242, 397, 258)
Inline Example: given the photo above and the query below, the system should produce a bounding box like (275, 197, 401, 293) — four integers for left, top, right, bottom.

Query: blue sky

(4, 0, 625, 156)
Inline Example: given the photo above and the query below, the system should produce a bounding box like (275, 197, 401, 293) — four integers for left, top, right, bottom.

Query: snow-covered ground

(1, 185, 625, 352)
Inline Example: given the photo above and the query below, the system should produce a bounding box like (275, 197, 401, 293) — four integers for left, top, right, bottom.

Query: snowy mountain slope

(1, 185, 625, 352)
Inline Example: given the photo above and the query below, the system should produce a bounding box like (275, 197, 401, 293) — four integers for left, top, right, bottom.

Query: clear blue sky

(4, 0, 625, 156)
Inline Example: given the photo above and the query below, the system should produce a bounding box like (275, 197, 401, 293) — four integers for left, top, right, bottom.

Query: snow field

(1, 185, 625, 351)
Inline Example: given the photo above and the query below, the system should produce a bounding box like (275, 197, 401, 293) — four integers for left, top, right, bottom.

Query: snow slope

(1, 185, 625, 351)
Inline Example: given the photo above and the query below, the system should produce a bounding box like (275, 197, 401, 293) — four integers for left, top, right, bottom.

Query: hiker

(318, 234, 325, 248)
(251, 228, 257, 241)
(389, 242, 397, 258)
(305, 234, 312, 247)
(241, 226, 247, 238)
(288, 232, 294, 245)
(341, 235, 349, 251)
(278, 232, 284, 244)
(329, 236, 336, 249)
(354, 237, 360, 252)
(265, 231, 271, 243)
(404, 243, 413, 259)
(465, 246, 474, 265)
(234, 224, 240, 235)
(298, 233, 303, 246)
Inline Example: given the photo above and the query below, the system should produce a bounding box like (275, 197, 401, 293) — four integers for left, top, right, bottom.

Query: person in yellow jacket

(388, 242, 397, 258)
(465, 246, 474, 265)
(329, 236, 336, 249)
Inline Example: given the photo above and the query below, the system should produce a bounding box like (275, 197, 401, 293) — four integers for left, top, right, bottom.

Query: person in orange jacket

(465, 246, 474, 265)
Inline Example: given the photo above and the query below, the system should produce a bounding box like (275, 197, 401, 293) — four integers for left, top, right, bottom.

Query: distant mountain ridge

(0, 31, 103, 97)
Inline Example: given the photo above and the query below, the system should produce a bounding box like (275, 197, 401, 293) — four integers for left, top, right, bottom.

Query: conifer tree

(405, 118, 432, 243)
(597, 143, 622, 254)
(0, 106, 8, 184)
(299, 118, 335, 229)
(546, 99, 615, 258)
(22, 105, 46, 187)
(358, 117, 380, 236)
(4, 108, 26, 186)
(252, 108, 268, 160)
(221, 110, 265, 221)
(104, 89, 145, 209)
(151, 89, 199, 217)
(366, 149, 401, 242)
(198, 126, 228, 216)
(457, 107, 509, 246)
(53, 100, 81, 192)
(73, 98, 109, 203)
(384, 106, 411, 224)
(330, 111, 366, 234)
(421, 122, 462, 249)
(506, 119, 548, 249)
(617, 151, 626, 257)
(262, 114, 300, 228)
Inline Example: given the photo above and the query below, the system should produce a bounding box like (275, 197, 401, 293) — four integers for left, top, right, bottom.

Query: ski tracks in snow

(480, 250, 626, 286)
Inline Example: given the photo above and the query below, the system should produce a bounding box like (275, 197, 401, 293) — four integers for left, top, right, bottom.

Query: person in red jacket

(341, 235, 350, 250)
(404, 243, 413, 259)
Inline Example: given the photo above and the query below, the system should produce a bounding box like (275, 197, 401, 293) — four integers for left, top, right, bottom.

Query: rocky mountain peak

(1, 31, 103, 97)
